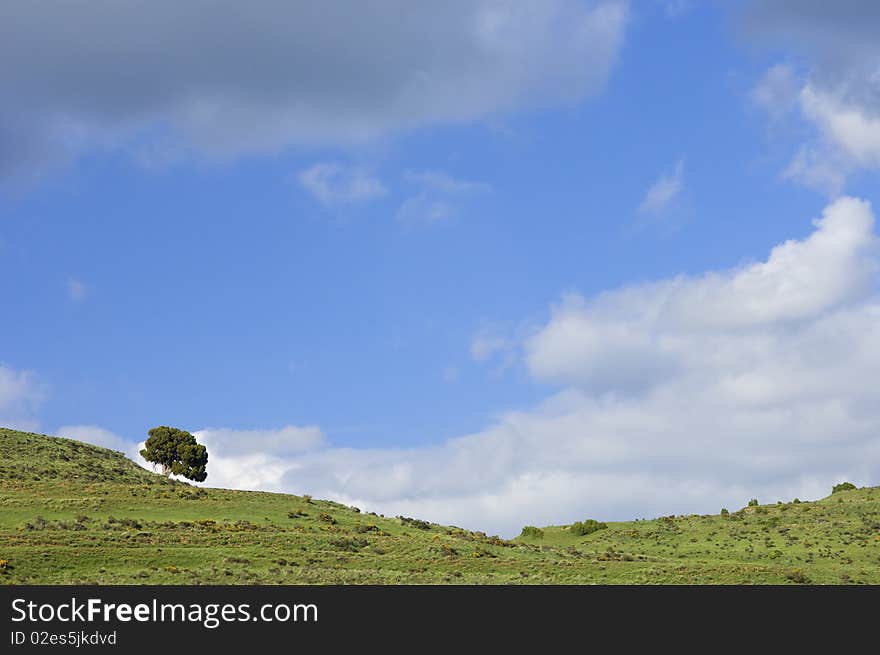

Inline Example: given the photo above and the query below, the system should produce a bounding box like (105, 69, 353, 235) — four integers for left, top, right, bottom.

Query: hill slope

(1, 427, 878, 584)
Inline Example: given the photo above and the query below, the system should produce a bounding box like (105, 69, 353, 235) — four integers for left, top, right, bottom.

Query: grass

(1, 427, 879, 584)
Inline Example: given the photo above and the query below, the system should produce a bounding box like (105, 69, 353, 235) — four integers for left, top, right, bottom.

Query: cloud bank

(0, 1, 627, 183)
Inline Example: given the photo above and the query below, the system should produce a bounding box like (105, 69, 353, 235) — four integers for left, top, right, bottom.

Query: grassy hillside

(1, 427, 878, 584)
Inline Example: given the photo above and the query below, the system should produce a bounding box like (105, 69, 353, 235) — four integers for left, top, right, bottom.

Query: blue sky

(2, 2, 880, 535)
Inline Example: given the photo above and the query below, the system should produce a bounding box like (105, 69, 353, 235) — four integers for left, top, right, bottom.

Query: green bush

(832, 482, 856, 494)
(720, 508, 729, 517)
(398, 516, 432, 530)
(519, 526, 544, 539)
(329, 536, 368, 552)
(748, 499, 759, 507)
(785, 568, 811, 584)
(570, 519, 608, 536)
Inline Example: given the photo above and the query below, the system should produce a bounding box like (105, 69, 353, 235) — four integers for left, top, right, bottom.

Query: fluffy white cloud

(528, 196, 877, 384)
(196, 425, 324, 457)
(298, 163, 387, 206)
(189, 197, 880, 536)
(157, 426, 324, 491)
(637, 159, 684, 216)
(773, 84, 880, 194)
(744, 4, 880, 192)
(0, 364, 44, 431)
(0, 1, 628, 182)
(800, 85, 880, 168)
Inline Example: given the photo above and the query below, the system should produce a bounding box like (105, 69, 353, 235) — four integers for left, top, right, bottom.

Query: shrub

(720, 508, 729, 517)
(437, 544, 458, 557)
(223, 556, 251, 565)
(792, 498, 801, 504)
(785, 568, 811, 584)
(832, 482, 856, 494)
(570, 519, 608, 537)
(318, 512, 337, 524)
(330, 537, 368, 552)
(398, 516, 432, 530)
(519, 526, 544, 539)
(748, 499, 759, 507)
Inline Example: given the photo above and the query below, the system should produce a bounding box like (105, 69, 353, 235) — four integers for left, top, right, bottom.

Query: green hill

(1, 427, 878, 584)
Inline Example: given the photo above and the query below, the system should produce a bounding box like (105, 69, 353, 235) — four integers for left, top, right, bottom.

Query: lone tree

(140, 426, 208, 482)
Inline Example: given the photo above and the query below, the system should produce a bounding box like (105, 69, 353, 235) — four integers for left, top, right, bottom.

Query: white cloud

(0, 364, 44, 431)
(757, 79, 880, 195)
(470, 328, 516, 363)
(744, 6, 880, 192)
(751, 64, 800, 119)
(171, 426, 325, 491)
(800, 84, 880, 168)
(528, 197, 877, 385)
(637, 159, 684, 215)
(0, 1, 628, 183)
(195, 425, 324, 457)
(397, 169, 491, 227)
(783, 144, 847, 197)
(191, 196, 880, 536)
(67, 277, 87, 302)
(298, 163, 387, 206)
(56, 424, 132, 453)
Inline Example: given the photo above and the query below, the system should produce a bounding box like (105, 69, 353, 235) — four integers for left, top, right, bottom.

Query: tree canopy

(140, 426, 208, 482)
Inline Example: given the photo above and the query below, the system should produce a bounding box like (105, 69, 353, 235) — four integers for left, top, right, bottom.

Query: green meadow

(1, 427, 878, 584)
